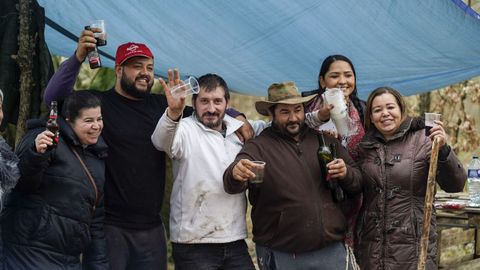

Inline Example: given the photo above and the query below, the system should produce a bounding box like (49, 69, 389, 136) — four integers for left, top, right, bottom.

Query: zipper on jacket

(381, 145, 388, 270)
(298, 136, 326, 242)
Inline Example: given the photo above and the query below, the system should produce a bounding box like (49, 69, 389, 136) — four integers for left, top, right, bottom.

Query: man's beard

(196, 110, 225, 130)
(120, 72, 153, 99)
(272, 120, 305, 138)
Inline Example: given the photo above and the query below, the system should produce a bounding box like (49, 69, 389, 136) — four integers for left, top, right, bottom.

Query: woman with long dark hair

(303, 56, 367, 269)
(306, 54, 366, 160)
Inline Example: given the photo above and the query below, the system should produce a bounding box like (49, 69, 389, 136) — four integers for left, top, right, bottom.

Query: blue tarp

(37, 0, 480, 98)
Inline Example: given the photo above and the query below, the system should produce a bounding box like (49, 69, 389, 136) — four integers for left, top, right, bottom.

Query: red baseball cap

(115, 42, 153, 66)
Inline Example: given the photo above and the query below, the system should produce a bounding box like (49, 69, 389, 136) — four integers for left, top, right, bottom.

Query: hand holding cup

(425, 113, 447, 146)
(249, 161, 266, 184)
(76, 28, 98, 62)
(160, 68, 186, 121)
(232, 159, 266, 184)
(316, 97, 334, 122)
(169, 76, 199, 99)
(424, 113, 441, 136)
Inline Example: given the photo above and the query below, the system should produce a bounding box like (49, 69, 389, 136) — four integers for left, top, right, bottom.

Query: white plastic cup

(425, 112, 441, 136)
(324, 88, 347, 116)
(249, 161, 266, 184)
(90, 20, 106, 46)
(170, 76, 200, 99)
(324, 88, 349, 135)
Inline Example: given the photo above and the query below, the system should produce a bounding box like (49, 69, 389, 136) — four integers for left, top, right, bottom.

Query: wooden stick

(417, 137, 441, 270)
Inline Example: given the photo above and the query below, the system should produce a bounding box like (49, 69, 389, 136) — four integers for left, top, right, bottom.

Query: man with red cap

(44, 28, 252, 270)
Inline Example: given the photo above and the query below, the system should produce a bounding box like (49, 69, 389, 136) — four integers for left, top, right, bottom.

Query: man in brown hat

(223, 82, 362, 270)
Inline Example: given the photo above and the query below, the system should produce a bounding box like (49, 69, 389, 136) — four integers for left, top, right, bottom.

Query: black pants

(256, 241, 353, 270)
(172, 240, 255, 270)
(105, 223, 167, 270)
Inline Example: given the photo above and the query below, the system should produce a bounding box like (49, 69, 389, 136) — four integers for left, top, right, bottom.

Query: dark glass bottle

(46, 101, 59, 150)
(317, 132, 333, 166)
(87, 47, 101, 69)
(329, 143, 345, 202)
(84, 26, 102, 69)
(317, 132, 344, 202)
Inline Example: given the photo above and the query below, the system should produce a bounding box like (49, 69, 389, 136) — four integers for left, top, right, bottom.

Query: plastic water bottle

(468, 156, 480, 206)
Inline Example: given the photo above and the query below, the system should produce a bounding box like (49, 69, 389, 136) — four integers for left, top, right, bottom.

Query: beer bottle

(84, 26, 102, 69)
(46, 101, 60, 150)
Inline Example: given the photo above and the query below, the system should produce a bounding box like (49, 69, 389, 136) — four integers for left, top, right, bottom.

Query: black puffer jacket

(1, 117, 108, 270)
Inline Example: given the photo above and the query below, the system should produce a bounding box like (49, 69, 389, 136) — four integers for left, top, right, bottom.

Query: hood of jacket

(361, 116, 424, 147)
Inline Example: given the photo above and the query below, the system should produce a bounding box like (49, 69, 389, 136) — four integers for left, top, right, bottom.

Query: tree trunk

(14, 0, 35, 148)
(418, 91, 431, 114)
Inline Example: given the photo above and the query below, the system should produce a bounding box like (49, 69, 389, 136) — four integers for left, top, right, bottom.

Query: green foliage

(75, 63, 115, 91)
(52, 55, 63, 71)
(89, 68, 116, 90)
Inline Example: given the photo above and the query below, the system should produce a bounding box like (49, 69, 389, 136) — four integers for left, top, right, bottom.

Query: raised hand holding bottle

(46, 101, 59, 150)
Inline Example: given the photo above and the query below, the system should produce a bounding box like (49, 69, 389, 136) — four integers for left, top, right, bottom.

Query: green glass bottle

(317, 132, 344, 202)
(329, 143, 345, 202)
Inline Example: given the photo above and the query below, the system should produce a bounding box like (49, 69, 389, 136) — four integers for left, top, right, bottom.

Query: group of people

(0, 25, 468, 270)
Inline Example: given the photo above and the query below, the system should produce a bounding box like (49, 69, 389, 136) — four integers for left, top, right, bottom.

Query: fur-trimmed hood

(0, 136, 19, 209)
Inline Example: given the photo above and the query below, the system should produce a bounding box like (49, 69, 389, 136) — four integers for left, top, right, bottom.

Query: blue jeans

(256, 241, 353, 270)
(172, 240, 255, 270)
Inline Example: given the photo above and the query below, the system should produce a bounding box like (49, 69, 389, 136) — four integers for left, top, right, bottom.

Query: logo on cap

(126, 44, 139, 52)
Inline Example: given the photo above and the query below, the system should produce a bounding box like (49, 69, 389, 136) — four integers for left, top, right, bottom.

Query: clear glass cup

(91, 20, 107, 46)
(425, 112, 441, 136)
(249, 161, 266, 184)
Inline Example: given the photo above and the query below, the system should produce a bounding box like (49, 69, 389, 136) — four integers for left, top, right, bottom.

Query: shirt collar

(192, 113, 244, 136)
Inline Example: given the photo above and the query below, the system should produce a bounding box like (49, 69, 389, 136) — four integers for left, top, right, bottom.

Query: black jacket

(1, 117, 108, 270)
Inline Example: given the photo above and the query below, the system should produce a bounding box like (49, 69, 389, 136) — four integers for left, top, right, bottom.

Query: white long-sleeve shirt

(151, 111, 254, 243)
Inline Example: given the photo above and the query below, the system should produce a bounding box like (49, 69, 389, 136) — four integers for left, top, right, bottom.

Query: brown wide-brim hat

(255, 81, 317, 116)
